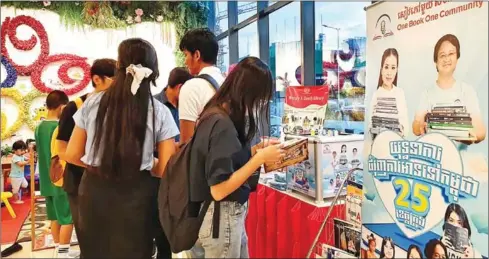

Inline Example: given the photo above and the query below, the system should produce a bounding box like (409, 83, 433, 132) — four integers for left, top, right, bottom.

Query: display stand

(284, 134, 364, 203)
(306, 167, 359, 258)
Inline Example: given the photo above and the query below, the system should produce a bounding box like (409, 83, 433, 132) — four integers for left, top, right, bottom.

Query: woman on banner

(412, 34, 486, 145)
(368, 48, 409, 140)
(440, 203, 481, 258)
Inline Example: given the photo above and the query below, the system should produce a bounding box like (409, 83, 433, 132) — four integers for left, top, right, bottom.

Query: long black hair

(443, 203, 471, 237)
(380, 237, 395, 258)
(92, 38, 159, 179)
(202, 56, 273, 145)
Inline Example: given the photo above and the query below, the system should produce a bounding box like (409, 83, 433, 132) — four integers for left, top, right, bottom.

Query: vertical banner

(363, 2, 488, 259)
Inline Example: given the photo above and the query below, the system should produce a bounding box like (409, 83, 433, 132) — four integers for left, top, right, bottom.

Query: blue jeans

(189, 201, 249, 258)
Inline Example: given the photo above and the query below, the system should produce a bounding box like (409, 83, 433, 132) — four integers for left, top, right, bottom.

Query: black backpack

(158, 75, 220, 253)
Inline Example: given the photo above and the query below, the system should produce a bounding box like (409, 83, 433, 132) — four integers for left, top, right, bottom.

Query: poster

(283, 86, 328, 136)
(363, 1, 488, 259)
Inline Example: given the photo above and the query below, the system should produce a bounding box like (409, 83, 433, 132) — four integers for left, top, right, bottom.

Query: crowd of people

(9, 28, 285, 258)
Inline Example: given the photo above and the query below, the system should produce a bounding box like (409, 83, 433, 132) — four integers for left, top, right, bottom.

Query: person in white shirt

(178, 28, 225, 143)
(368, 48, 409, 139)
(413, 34, 486, 145)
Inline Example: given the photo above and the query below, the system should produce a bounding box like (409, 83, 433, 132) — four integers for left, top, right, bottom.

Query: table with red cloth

(245, 183, 346, 258)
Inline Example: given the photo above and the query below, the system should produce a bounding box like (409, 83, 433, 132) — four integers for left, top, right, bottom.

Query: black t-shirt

(189, 112, 251, 205)
(57, 94, 88, 194)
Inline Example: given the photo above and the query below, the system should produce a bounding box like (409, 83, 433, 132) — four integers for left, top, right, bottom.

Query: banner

(363, 1, 488, 259)
(283, 86, 328, 136)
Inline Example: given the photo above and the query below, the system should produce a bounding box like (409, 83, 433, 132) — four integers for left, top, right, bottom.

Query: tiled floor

(2, 242, 79, 258)
(2, 242, 188, 258)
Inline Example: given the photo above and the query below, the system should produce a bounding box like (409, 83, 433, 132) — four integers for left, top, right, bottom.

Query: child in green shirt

(35, 90, 77, 258)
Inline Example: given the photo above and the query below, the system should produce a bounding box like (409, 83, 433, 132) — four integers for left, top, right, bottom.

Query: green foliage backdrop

(0, 1, 209, 65)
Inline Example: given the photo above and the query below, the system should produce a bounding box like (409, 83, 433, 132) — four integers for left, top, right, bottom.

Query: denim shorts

(189, 201, 249, 258)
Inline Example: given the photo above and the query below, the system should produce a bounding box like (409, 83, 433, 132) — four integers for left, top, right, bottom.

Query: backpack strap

(196, 74, 220, 92)
(212, 201, 220, 239)
(73, 97, 84, 110)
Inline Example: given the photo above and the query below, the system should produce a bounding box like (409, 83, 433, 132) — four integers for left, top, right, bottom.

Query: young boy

(35, 90, 76, 258)
(10, 140, 29, 204)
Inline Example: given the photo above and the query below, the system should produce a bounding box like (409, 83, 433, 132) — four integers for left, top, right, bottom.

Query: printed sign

(283, 86, 328, 136)
(363, 1, 488, 259)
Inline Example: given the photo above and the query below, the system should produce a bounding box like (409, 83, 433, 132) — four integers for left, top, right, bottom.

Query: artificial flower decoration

(0, 88, 25, 140)
(2, 15, 92, 95)
(1, 112, 7, 135)
(23, 89, 48, 131)
(135, 8, 143, 16)
(156, 15, 164, 22)
(0, 56, 18, 88)
(31, 54, 91, 95)
(43, 1, 51, 7)
(126, 15, 133, 24)
(1, 15, 50, 76)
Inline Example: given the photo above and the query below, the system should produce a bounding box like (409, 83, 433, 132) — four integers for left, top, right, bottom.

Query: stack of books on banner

(371, 97, 401, 135)
(427, 104, 474, 141)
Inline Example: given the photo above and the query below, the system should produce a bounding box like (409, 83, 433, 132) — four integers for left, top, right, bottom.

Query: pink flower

(135, 8, 143, 16)
(43, 1, 51, 6)
(134, 15, 142, 23)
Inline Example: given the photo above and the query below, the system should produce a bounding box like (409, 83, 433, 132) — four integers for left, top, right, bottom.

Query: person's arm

(56, 102, 78, 163)
(65, 102, 88, 167)
(178, 80, 202, 144)
(65, 126, 87, 167)
(179, 120, 196, 144)
(13, 156, 29, 166)
(210, 154, 265, 201)
(152, 104, 180, 177)
(205, 120, 283, 201)
(151, 139, 176, 177)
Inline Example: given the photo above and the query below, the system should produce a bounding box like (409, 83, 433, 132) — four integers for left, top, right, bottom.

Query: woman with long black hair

(188, 57, 284, 258)
(65, 38, 178, 258)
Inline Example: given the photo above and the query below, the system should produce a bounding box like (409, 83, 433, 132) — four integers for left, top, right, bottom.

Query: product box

(264, 138, 308, 172)
(286, 135, 364, 200)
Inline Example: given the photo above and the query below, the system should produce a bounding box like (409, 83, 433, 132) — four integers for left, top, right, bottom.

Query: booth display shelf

(284, 134, 364, 202)
(245, 181, 346, 258)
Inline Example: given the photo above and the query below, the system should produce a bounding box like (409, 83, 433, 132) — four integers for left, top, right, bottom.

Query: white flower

(126, 15, 133, 23)
(156, 15, 163, 22)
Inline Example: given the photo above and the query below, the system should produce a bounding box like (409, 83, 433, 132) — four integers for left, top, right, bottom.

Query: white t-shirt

(179, 66, 225, 122)
(368, 86, 409, 136)
(416, 81, 481, 116)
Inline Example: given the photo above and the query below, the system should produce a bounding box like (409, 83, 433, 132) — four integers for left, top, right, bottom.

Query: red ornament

(31, 54, 91, 95)
(1, 15, 92, 95)
(1, 15, 50, 76)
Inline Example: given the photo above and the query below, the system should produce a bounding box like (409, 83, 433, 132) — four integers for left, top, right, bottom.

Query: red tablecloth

(246, 184, 346, 258)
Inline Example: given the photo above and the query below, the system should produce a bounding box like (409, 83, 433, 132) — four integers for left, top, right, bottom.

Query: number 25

(393, 178, 431, 216)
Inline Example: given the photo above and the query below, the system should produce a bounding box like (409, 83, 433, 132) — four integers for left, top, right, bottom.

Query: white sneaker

(57, 252, 79, 258)
(68, 250, 81, 258)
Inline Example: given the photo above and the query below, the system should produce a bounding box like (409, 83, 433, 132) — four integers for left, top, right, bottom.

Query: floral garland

(23, 89, 48, 131)
(0, 88, 25, 140)
(1, 15, 91, 95)
(0, 56, 17, 88)
(0, 15, 49, 76)
(1, 112, 6, 135)
(31, 54, 92, 95)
